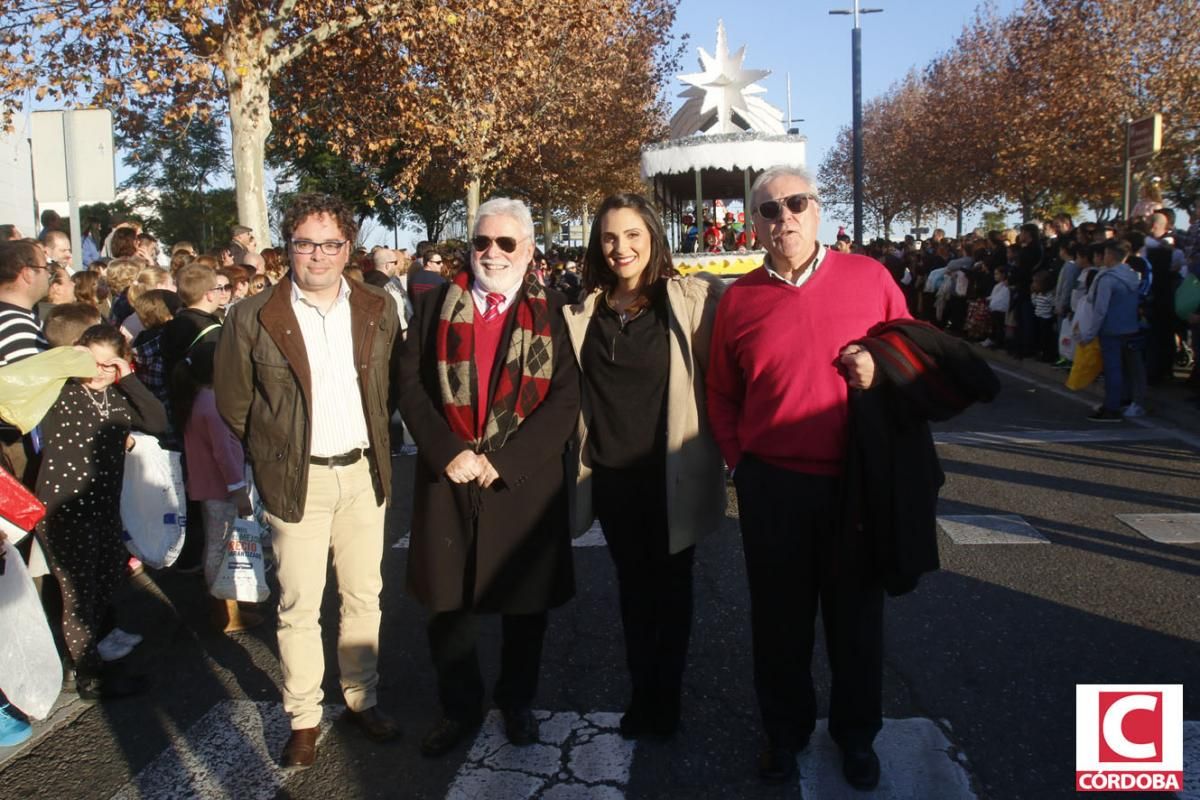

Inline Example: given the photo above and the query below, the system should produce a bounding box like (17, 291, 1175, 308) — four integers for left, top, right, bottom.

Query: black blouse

(580, 287, 669, 471)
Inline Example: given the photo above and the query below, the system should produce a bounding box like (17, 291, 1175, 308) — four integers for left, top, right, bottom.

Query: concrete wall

(0, 120, 35, 234)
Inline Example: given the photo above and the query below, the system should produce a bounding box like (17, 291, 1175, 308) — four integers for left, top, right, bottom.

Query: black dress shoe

(421, 716, 481, 758)
(281, 727, 319, 768)
(842, 744, 881, 790)
(501, 707, 538, 746)
(758, 745, 797, 784)
(345, 706, 402, 742)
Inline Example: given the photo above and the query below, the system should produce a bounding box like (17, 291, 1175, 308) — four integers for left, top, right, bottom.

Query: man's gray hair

(750, 165, 819, 206)
(231, 224, 254, 238)
(474, 197, 535, 242)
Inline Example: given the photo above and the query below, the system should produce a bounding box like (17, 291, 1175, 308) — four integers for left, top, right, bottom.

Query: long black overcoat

(397, 281, 580, 614)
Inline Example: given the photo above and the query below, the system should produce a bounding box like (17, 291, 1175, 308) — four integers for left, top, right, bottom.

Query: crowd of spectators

(850, 208, 1199, 419)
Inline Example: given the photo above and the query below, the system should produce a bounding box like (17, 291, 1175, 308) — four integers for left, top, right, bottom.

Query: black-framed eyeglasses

(212, 283, 233, 292)
(755, 193, 819, 221)
(426, 257, 444, 265)
(24, 264, 49, 273)
(471, 235, 525, 254)
(290, 239, 347, 255)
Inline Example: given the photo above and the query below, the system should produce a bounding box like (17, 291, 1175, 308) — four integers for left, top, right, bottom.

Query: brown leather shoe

(345, 706, 402, 742)
(281, 727, 319, 768)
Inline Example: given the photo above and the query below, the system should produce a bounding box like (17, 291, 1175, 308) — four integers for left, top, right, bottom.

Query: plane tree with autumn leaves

(0, 0, 676, 244)
(818, 0, 1200, 237)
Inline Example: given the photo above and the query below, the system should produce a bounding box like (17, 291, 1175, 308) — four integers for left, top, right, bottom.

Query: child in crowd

(1077, 240, 1145, 421)
(1053, 242, 1079, 366)
(173, 343, 263, 633)
(982, 267, 1010, 349)
(34, 324, 167, 700)
(1031, 270, 1057, 362)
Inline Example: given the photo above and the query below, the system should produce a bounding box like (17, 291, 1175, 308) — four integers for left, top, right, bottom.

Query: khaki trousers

(266, 458, 385, 730)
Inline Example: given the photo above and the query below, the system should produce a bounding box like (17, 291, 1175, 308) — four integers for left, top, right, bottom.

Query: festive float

(641, 21, 807, 276)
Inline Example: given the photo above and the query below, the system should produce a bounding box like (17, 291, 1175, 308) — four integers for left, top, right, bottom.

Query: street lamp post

(830, 0, 882, 247)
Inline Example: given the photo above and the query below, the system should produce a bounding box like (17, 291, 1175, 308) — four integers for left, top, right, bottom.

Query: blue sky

(668, 0, 1023, 243)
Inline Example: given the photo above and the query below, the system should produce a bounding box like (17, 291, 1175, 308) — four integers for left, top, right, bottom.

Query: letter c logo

(1103, 694, 1158, 760)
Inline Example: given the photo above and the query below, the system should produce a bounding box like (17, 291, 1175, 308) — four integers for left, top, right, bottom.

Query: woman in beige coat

(563, 193, 726, 739)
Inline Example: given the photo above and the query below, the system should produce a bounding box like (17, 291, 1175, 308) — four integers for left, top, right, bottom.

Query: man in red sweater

(706, 165, 910, 790)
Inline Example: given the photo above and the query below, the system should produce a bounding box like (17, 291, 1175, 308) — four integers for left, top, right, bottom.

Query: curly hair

(281, 193, 357, 247)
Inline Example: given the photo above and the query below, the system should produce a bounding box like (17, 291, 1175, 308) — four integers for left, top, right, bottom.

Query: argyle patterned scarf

(436, 269, 554, 452)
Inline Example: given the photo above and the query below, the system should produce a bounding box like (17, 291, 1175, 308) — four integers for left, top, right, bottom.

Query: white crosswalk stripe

(109, 701, 342, 800)
(798, 719, 976, 799)
(447, 710, 633, 800)
(1116, 513, 1200, 544)
(938, 515, 1049, 544)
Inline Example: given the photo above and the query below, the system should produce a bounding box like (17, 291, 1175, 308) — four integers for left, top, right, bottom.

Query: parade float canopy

(642, 20, 807, 204)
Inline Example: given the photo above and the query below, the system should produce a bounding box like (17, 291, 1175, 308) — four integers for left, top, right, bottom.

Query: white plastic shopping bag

(1058, 317, 1075, 361)
(120, 433, 187, 568)
(0, 540, 63, 719)
(210, 518, 269, 603)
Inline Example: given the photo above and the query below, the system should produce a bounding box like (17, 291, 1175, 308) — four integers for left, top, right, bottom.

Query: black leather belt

(309, 448, 369, 467)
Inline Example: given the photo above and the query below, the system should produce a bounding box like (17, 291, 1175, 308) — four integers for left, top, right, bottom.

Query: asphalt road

(1, 361, 1198, 800)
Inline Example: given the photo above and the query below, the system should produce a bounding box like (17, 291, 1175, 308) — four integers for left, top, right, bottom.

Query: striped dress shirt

(0, 301, 49, 367)
(290, 280, 370, 458)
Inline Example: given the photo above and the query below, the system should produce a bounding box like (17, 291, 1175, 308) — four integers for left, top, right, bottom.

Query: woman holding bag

(563, 193, 726, 739)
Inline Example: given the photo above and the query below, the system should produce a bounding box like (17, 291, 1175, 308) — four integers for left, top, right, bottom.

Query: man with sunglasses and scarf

(215, 194, 404, 767)
(398, 197, 580, 759)
(707, 165, 911, 790)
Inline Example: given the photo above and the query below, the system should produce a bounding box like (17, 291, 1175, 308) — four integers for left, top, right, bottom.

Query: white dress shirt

(764, 243, 828, 288)
(290, 279, 371, 457)
(470, 278, 522, 316)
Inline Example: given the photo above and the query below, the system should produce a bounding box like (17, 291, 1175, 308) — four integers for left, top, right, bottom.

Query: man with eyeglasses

(409, 246, 447, 299)
(365, 248, 412, 334)
(706, 165, 912, 790)
(215, 193, 403, 768)
(398, 196, 579, 758)
(0, 240, 52, 481)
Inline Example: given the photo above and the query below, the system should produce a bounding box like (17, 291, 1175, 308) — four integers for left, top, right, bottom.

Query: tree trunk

(581, 201, 591, 246)
(465, 176, 481, 237)
(225, 34, 273, 247)
(543, 194, 554, 253)
(955, 200, 964, 239)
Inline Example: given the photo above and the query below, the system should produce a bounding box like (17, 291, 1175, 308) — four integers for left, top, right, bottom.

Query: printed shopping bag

(210, 518, 269, 603)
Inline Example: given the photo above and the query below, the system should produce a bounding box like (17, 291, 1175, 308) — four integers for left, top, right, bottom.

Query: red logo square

(1097, 691, 1163, 763)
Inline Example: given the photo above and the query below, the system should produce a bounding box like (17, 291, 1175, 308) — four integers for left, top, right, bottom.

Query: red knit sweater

(474, 304, 510, 436)
(705, 252, 911, 475)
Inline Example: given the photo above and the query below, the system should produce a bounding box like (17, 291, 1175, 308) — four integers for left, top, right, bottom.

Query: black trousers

(593, 464, 694, 709)
(733, 456, 883, 751)
(427, 609, 547, 720)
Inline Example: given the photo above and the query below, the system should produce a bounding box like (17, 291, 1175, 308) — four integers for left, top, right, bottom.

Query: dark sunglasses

(471, 235, 525, 254)
(755, 193, 819, 220)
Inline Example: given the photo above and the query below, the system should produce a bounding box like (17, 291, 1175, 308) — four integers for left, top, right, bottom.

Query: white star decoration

(669, 20, 785, 138)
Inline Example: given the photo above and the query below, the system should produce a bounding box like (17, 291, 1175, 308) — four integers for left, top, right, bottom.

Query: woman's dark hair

(77, 323, 130, 360)
(582, 193, 677, 295)
(171, 342, 217, 432)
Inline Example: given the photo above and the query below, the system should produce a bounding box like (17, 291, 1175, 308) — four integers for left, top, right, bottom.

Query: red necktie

(483, 292, 505, 322)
